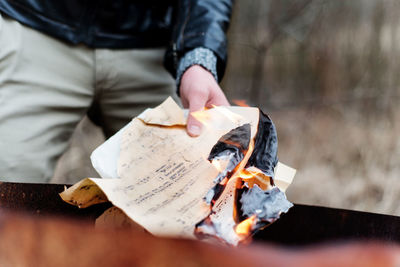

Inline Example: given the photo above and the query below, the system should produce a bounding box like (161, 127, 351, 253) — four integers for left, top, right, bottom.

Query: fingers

(206, 88, 230, 108)
(186, 85, 230, 137)
(178, 65, 230, 137)
(186, 88, 208, 137)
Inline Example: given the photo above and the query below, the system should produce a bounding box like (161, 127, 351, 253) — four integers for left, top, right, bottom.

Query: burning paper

(60, 97, 296, 245)
(195, 110, 294, 244)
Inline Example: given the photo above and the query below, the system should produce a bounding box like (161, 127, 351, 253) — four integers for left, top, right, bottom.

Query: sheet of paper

(90, 122, 130, 179)
(136, 97, 186, 126)
(63, 98, 260, 238)
(61, 97, 295, 239)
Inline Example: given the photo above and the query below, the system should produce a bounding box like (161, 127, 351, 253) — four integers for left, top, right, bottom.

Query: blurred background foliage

(224, 0, 400, 109)
(54, 0, 400, 216)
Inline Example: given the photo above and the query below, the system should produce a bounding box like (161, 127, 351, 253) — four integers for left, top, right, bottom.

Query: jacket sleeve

(164, 0, 233, 83)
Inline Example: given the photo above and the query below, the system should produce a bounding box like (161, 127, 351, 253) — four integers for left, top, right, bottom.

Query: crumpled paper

(60, 97, 296, 244)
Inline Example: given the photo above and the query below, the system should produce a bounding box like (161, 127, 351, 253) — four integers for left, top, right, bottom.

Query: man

(0, 1, 232, 183)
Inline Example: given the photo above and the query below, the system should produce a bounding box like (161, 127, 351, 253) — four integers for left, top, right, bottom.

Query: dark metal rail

(1, 182, 399, 246)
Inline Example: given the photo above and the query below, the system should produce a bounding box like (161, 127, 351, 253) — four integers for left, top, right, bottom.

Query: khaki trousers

(0, 14, 177, 183)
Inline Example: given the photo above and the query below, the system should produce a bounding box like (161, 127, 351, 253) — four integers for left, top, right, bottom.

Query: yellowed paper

(60, 178, 108, 208)
(114, 100, 259, 238)
(137, 97, 186, 126)
(61, 98, 295, 240)
(274, 162, 296, 192)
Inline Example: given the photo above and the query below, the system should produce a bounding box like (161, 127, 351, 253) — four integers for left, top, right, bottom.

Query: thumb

(186, 93, 208, 137)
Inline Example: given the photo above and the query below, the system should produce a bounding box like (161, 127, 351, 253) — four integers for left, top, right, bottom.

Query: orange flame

(191, 108, 212, 127)
(237, 167, 272, 191)
(232, 99, 250, 107)
(235, 215, 257, 236)
(191, 106, 243, 128)
(235, 142, 270, 191)
(212, 105, 243, 124)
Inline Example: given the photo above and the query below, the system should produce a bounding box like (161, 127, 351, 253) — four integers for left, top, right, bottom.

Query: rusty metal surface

(0, 182, 109, 220)
(1, 182, 400, 246)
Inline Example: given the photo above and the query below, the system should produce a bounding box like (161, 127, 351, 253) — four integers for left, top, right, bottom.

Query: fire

(237, 167, 272, 191)
(235, 215, 257, 236)
(232, 99, 250, 107)
(191, 106, 243, 128)
(212, 105, 243, 124)
(235, 141, 271, 190)
(191, 108, 212, 127)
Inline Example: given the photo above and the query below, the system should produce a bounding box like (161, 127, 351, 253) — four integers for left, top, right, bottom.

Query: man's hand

(179, 65, 230, 137)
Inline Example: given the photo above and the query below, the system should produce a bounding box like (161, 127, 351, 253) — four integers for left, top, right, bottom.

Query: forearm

(176, 47, 218, 95)
(164, 0, 233, 82)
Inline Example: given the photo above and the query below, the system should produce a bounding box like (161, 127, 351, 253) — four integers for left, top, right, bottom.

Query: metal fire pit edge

(0, 182, 399, 246)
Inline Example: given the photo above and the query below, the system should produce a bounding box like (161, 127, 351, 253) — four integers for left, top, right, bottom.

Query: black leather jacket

(0, 0, 232, 80)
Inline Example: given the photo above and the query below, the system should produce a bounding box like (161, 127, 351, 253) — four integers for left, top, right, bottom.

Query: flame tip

(232, 99, 250, 107)
(235, 215, 257, 236)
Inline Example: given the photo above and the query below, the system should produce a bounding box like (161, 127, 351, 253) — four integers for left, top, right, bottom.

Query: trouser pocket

(0, 17, 94, 183)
